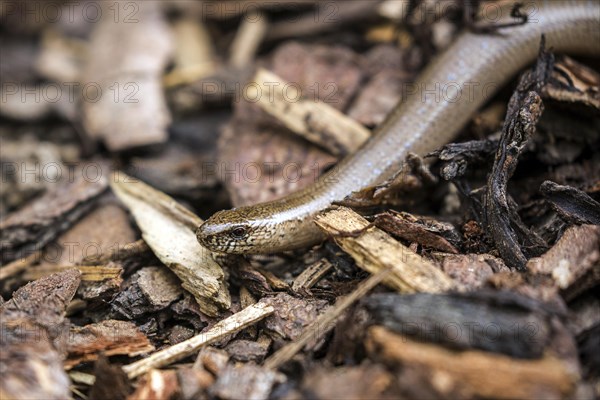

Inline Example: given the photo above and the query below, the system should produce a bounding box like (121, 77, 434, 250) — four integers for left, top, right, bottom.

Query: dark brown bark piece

(0, 169, 108, 264)
(339, 153, 438, 209)
(540, 181, 600, 225)
(65, 319, 154, 369)
(300, 364, 396, 400)
(373, 210, 461, 253)
(224, 339, 270, 362)
(209, 363, 283, 400)
(484, 42, 553, 270)
(2, 269, 81, 330)
(440, 253, 510, 289)
(38, 200, 136, 268)
(82, 1, 172, 151)
(262, 292, 329, 341)
(110, 266, 182, 320)
(431, 138, 499, 181)
(366, 326, 576, 399)
(237, 42, 364, 123)
(527, 224, 600, 291)
(348, 69, 408, 128)
(0, 270, 81, 400)
(89, 356, 132, 400)
(231, 258, 275, 297)
(364, 290, 557, 358)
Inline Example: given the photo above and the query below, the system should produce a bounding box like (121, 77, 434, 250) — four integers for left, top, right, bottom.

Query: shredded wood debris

(2, 2, 600, 399)
(264, 266, 393, 369)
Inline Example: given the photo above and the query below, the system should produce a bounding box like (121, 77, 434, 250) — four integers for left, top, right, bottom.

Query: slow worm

(197, 0, 600, 254)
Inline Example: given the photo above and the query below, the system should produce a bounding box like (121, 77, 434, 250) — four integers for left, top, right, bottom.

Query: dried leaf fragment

(110, 173, 230, 316)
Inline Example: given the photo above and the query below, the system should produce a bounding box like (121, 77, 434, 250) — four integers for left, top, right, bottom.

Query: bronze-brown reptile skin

(197, 0, 600, 254)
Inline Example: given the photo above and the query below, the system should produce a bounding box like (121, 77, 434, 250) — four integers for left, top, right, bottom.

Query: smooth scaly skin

(197, 0, 600, 254)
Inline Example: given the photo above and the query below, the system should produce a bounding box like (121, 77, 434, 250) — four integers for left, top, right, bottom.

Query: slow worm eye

(230, 227, 247, 239)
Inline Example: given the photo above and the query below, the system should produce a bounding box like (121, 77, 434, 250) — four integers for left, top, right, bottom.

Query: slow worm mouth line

(197, 0, 600, 255)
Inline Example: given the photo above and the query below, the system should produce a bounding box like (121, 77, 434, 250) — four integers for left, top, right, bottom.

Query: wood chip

(527, 224, 600, 289)
(0, 270, 81, 400)
(110, 172, 230, 316)
(229, 11, 268, 69)
(82, 1, 172, 151)
(262, 293, 329, 340)
(136, 266, 184, 308)
(122, 301, 275, 379)
(22, 264, 122, 283)
(364, 291, 554, 358)
(37, 201, 136, 268)
(251, 68, 370, 156)
(1, 168, 108, 264)
(129, 369, 180, 400)
(291, 258, 333, 293)
(264, 266, 394, 369)
(314, 206, 455, 293)
(66, 320, 154, 369)
(301, 364, 394, 400)
(163, 16, 216, 87)
(373, 211, 460, 254)
(366, 326, 577, 399)
(210, 363, 284, 400)
(437, 253, 509, 289)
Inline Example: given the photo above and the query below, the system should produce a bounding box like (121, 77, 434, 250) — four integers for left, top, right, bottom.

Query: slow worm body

(197, 0, 600, 254)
